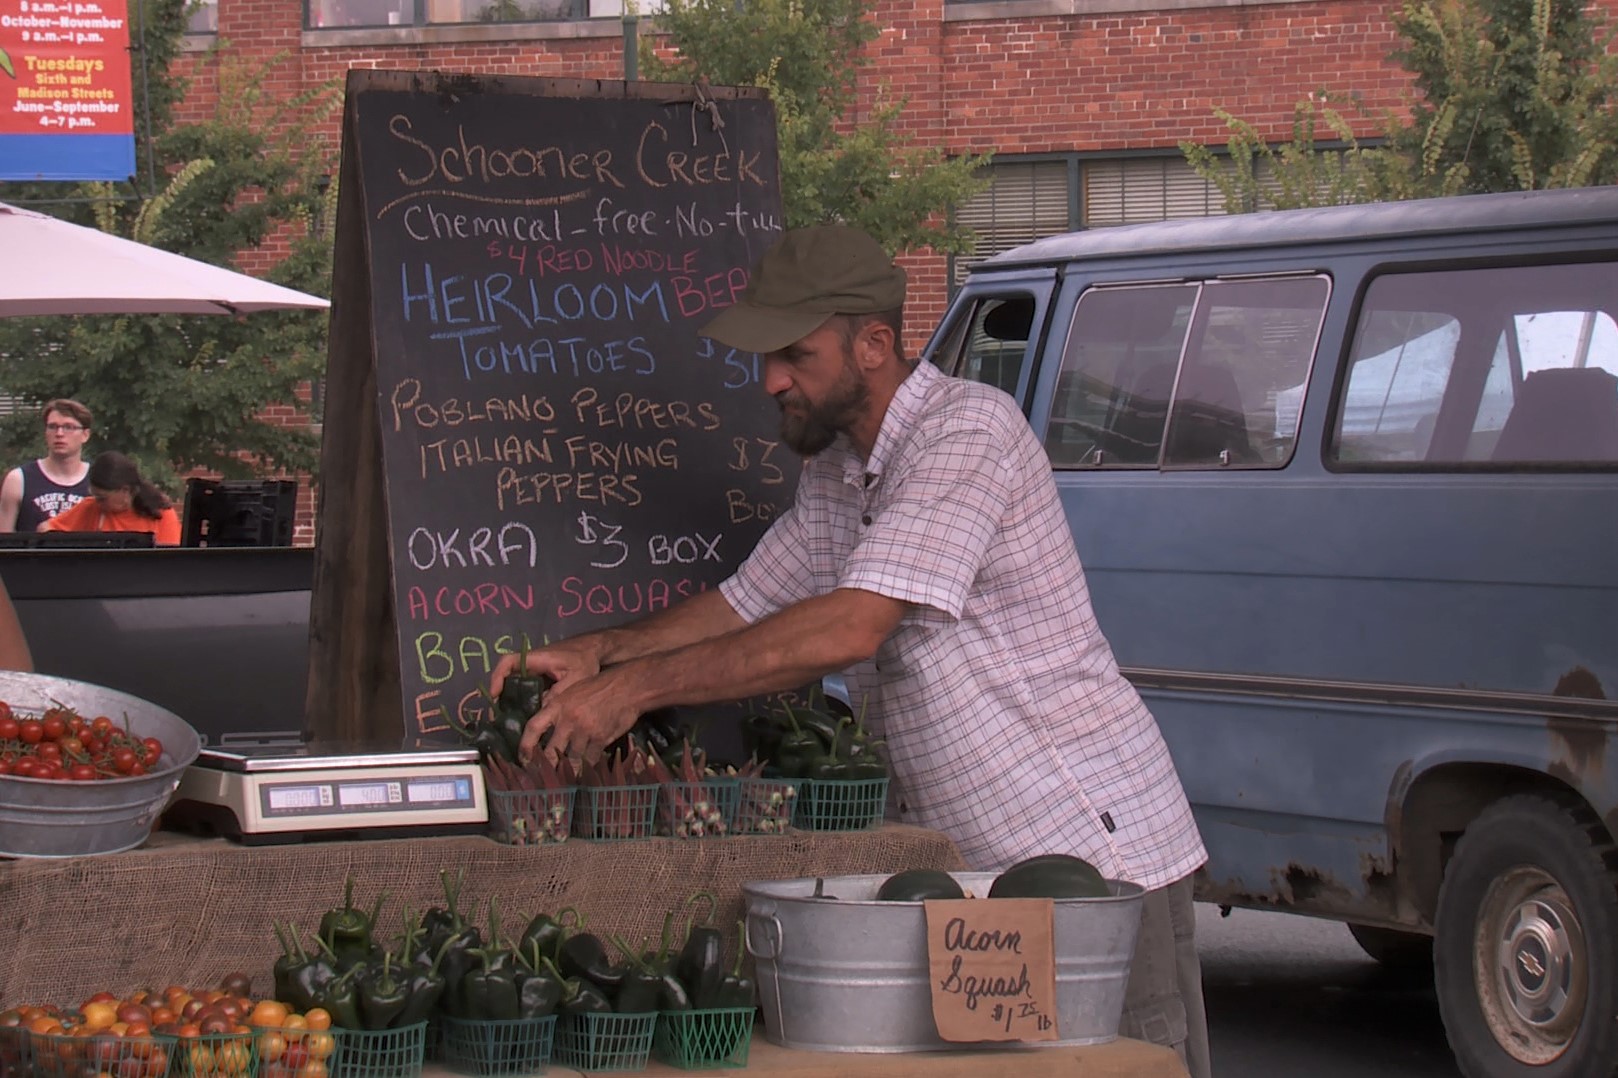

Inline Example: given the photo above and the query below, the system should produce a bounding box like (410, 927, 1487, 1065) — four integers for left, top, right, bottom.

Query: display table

(0, 825, 962, 1006)
(422, 1035, 1191, 1077)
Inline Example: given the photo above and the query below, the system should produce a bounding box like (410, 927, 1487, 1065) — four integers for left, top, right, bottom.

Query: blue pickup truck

(924, 187, 1618, 1078)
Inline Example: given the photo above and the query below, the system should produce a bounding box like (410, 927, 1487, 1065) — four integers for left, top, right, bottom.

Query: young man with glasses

(0, 399, 93, 532)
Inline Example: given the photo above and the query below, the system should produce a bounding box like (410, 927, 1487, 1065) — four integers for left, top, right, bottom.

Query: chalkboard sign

(307, 71, 793, 744)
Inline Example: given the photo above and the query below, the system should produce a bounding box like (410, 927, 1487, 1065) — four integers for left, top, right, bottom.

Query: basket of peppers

(270, 878, 434, 1078)
(534, 893, 755, 1072)
(744, 698, 889, 832)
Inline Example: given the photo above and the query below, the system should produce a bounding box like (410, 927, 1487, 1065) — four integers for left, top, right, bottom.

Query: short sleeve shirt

(721, 361, 1206, 889)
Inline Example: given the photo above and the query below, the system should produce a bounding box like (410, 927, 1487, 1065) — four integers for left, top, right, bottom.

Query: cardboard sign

(925, 898, 1059, 1043)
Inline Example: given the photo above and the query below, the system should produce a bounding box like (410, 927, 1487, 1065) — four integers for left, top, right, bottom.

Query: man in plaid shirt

(494, 225, 1211, 1076)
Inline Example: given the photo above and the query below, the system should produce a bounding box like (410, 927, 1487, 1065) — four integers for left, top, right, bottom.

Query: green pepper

(675, 893, 726, 1009)
(280, 923, 336, 1013)
(461, 948, 520, 1021)
(807, 720, 853, 780)
(314, 964, 365, 1031)
(358, 953, 411, 1031)
(605, 934, 663, 1014)
(514, 941, 563, 1019)
(272, 922, 304, 1005)
(395, 935, 453, 1026)
(712, 921, 756, 1009)
(542, 956, 614, 1016)
(558, 930, 621, 989)
(773, 703, 822, 778)
(319, 876, 384, 966)
(432, 870, 484, 1013)
(518, 907, 579, 966)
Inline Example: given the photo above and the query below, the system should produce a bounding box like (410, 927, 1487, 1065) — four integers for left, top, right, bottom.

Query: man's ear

(859, 321, 896, 368)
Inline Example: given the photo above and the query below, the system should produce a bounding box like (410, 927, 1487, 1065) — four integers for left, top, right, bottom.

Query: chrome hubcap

(1475, 868, 1586, 1065)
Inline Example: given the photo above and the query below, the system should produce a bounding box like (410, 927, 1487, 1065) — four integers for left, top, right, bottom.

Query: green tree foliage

(641, 0, 988, 253)
(0, 7, 338, 493)
(1181, 0, 1618, 210)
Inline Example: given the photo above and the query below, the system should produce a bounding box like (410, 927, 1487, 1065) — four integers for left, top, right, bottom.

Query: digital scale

(165, 741, 488, 845)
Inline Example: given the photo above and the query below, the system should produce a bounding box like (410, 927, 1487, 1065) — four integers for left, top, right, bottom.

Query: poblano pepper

(319, 876, 384, 967)
(518, 907, 578, 966)
(606, 934, 663, 1014)
(433, 870, 484, 1013)
(712, 921, 756, 1009)
(675, 893, 726, 1009)
(395, 935, 454, 1027)
(558, 930, 622, 989)
(773, 704, 822, 779)
(461, 948, 520, 1021)
(514, 941, 563, 1019)
(314, 963, 365, 1031)
(359, 953, 411, 1031)
(807, 720, 853, 781)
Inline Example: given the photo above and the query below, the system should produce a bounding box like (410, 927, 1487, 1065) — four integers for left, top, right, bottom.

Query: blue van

(924, 186, 1618, 1078)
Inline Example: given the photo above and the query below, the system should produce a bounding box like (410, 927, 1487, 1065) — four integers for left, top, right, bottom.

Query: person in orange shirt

(43, 451, 181, 546)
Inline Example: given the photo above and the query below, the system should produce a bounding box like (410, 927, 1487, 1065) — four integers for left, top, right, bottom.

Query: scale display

(166, 740, 488, 844)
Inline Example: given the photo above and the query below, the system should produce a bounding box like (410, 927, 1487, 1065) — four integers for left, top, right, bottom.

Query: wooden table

(425, 1034, 1190, 1077)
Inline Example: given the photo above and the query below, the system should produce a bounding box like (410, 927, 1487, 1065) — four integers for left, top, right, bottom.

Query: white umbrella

(0, 201, 331, 317)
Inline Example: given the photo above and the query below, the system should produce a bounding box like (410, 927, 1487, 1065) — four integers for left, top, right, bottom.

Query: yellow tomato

(300, 1010, 329, 1033)
(304, 1033, 336, 1063)
(257, 1032, 287, 1064)
(247, 1001, 290, 1029)
(281, 1014, 308, 1033)
(80, 1003, 118, 1031)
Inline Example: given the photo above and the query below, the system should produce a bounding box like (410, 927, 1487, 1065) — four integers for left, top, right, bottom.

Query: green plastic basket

(488, 787, 576, 846)
(657, 778, 737, 838)
(574, 785, 659, 841)
(258, 1024, 341, 1078)
(438, 1015, 556, 1076)
(332, 1022, 427, 1078)
(552, 1012, 655, 1073)
(0, 1025, 32, 1078)
(731, 777, 799, 835)
(174, 1032, 258, 1078)
(28, 1029, 178, 1078)
(653, 1008, 754, 1070)
(796, 777, 888, 831)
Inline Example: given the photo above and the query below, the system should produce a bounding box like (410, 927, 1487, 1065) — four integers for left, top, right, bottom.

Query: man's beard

(779, 352, 870, 455)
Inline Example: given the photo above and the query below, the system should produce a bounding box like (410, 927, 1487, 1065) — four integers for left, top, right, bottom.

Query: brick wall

(166, 0, 1610, 543)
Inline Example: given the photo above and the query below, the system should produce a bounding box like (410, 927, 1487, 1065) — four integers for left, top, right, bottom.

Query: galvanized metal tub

(742, 871, 1143, 1053)
(0, 670, 201, 858)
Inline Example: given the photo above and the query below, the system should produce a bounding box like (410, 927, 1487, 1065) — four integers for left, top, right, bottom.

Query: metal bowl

(0, 670, 202, 858)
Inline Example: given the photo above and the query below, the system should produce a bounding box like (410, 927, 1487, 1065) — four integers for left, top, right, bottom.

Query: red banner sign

(0, 0, 136, 180)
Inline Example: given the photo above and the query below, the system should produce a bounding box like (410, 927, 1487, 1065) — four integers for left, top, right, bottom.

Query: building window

(951, 153, 1225, 286)
(186, 0, 218, 33)
(303, 0, 668, 28)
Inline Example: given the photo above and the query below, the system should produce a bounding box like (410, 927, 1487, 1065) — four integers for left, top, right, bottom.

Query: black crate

(183, 478, 298, 547)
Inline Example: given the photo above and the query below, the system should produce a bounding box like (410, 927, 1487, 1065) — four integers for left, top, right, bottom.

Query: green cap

(701, 225, 907, 354)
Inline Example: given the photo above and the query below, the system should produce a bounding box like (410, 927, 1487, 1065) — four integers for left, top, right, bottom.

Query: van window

(930, 293, 1037, 397)
(1332, 261, 1618, 466)
(1043, 276, 1327, 469)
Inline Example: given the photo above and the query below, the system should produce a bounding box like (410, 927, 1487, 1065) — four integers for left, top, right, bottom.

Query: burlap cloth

(0, 824, 962, 1008)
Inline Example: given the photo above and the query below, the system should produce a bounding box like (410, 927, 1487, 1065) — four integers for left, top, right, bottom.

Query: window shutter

(1083, 158, 1226, 226)
(953, 160, 1071, 284)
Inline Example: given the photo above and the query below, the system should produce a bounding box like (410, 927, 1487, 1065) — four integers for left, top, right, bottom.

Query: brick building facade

(163, 0, 1540, 542)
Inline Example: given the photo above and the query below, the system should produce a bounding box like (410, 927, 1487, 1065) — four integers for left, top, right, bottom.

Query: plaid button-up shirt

(721, 360, 1206, 889)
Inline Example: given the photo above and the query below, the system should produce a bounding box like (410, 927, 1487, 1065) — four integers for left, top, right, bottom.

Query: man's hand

(489, 637, 603, 701)
(518, 669, 641, 763)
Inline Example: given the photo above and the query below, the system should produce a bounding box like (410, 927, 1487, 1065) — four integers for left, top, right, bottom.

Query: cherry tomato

(112, 747, 139, 774)
(142, 737, 163, 766)
(0, 761, 11, 776)
(91, 716, 115, 740)
(69, 764, 97, 781)
(0, 700, 11, 723)
(129, 761, 148, 777)
(0, 715, 18, 740)
(42, 715, 67, 741)
(36, 742, 62, 763)
(19, 720, 44, 744)
(12, 758, 37, 778)
(59, 736, 85, 757)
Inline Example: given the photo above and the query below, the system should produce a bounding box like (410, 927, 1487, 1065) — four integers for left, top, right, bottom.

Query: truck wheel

(1347, 923, 1433, 971)
(1434, 793, 1618, 1077)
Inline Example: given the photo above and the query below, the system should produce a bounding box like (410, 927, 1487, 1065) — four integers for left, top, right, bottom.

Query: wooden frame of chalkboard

(307, 70, 793, 747)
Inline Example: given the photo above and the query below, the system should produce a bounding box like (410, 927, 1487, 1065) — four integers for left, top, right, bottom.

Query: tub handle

(745, 911, 783, 960)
